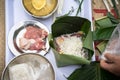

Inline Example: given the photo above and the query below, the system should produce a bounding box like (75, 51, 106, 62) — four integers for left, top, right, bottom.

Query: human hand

(100, 53, 120, 76)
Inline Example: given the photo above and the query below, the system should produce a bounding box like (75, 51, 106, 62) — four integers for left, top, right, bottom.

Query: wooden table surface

(0, 0, 5, 78)
(0, 0, 120, 78)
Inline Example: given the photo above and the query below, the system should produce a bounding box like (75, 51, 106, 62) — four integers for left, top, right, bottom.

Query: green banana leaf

(93, 17, 116, 40)
(107, 12, 119, 24)
(93, 13, 119, 54)
(52, 16, 91, 37)
(68, 61, 120, 80)
(51, 48, 90, 67)
(93, 27, 115, 40)
(83, 30, 93, 51)
(95, 16, 113, 29)
(49, 16, 94, 67)
(96, 41, 108, 53)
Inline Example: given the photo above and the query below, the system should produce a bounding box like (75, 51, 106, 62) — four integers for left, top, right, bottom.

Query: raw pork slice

(19, 26, 48, 51)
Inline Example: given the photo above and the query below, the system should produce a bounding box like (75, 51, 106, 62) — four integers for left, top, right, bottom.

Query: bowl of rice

(1, 53, 55, 80)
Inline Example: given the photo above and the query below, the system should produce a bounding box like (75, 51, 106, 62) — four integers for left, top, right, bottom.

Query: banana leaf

(93, 27, 115, 40)
(68, 61, 120, 80)
(93, 13, 119, 54)
(93, 16, 117, 40)
(96, 41, 108, 53)
(49, 16, 94, 67)
(107, 12, 119, 24)
(52, 16, 91, 37)
(51, 48, 90, 67)
(95, 16, 113, 29)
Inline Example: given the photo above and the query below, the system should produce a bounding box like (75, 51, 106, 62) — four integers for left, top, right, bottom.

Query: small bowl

(1, 53, 55, 80)
(22, 0, 58, 18)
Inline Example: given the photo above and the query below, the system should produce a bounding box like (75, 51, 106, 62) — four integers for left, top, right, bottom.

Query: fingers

(100, 60, 120, 76)
(101, 53, 116, 71)
(100, 60, 113, 71)
(100, 53, 120, 76)
(104, 53, 117, 62)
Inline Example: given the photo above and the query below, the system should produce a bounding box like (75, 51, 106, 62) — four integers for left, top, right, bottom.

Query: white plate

(8, 20, 50, 56)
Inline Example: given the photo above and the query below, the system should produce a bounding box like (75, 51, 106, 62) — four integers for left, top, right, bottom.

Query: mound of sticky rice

(54, 32, 88, 58)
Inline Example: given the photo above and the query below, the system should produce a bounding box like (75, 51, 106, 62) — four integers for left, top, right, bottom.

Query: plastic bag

(101, 23, 120, 60)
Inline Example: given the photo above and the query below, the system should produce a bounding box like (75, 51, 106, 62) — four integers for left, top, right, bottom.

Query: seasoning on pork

(19, 26, 48, 51)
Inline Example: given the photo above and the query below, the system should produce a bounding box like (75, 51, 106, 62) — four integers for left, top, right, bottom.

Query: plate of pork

(8, 20, 50, 56)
